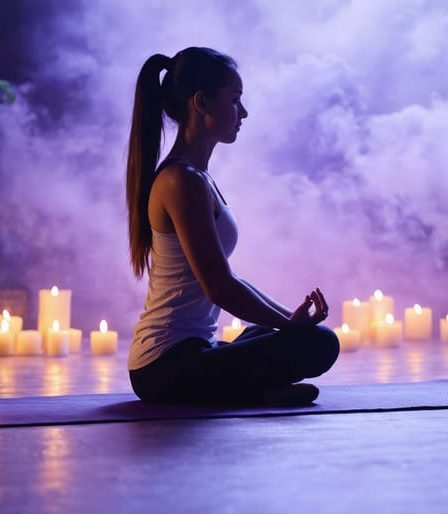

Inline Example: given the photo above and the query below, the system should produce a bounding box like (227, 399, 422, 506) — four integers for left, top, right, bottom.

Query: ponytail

(126, 47, 236, 278)
(126, 54, 171, 278)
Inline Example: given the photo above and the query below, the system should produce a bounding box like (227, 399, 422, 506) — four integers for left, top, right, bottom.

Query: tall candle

(404, 304, 432, 340)
(90, 320, 118, 354)
(342, 298, 371, 342)
(47, 320, 69, 357)
(374, 314, 403, 348)
(0, 320, 14, 356)
(369, 289, 395, 325)
(38, 286, 71, 349)
(222, 318, 246, 342)
(439, 315, 448, 343)
(334, 323, 361, 352)
(16, 330, 43, 355)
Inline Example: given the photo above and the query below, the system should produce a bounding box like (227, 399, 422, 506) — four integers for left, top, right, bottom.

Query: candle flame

(52, 320, 60, 331)
(352, 298, 361, 307)
(1, 319, 9, 332)
(373, 289, 384, 301)
(2, 309, 10, 321)
(51, 286, 59, 297)
(385, 313, 394, 325)
(231, 318, 241, 329)
(342, 323, 350, 334)
(414, 304, 423, 315)
(100, 320, 108, 333)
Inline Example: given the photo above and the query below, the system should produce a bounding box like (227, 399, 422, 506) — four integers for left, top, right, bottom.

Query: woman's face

(204, 70, 248, 144)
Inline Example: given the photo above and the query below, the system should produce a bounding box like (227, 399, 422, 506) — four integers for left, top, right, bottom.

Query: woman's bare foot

(264, 383, 319, 407)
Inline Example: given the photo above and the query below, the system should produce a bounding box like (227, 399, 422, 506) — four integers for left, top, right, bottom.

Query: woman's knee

(312, 325, 340, 375)
(319, 326, 340, 373)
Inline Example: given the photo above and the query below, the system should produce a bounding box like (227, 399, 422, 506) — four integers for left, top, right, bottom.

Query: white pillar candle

(221, 318, 246, 343)
(369, 289, 395, 325)
(0, 320, 14, 356)
(38, 286, 71, 350)
(0, 309, 23, 337)
(440, 315, 448, 343)
(374, 314, 403, 348)
(334, 323, 361, 352)
(90, 320, 118, 354)
(342, 298, 371, 342)
(16, 330, 43, 355)
(46, 320, 69, 357)
(68, 328, 83, 352)
(404, 304, 432, 340)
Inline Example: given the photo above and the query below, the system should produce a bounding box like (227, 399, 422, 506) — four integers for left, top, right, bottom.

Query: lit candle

(333, 323, 361, 352)
(0, 320, 14, 356)
(90, 320, 118, 354)
(38, 286, 71, 350)
(374, 313, 403, 348)
(47, 320, 70, 357)
(0, 309, 23, 339)
(16, 330, 43, 355)
(369, 289, 395, 325)
(222, 318, 246, 343)
(68, 328, 83, 352)
(342, 298, 371, 342)
(404, 304, 432, 340)
(440, 315, 448, 343)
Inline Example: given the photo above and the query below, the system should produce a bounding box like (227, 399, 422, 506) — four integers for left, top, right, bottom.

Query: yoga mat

(1, 380, 447, 428)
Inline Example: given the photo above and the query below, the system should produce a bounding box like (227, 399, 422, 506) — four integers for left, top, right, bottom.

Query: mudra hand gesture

(290, 287, 329, 326)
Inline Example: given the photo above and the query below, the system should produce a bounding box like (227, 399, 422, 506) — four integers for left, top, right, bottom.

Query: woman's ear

(191, 91, 208, 117)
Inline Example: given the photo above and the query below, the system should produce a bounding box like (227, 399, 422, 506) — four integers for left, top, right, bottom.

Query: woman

(127, 47, 339, 406)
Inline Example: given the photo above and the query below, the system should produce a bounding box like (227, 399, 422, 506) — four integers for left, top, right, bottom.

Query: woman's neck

(167, 126, 216, 172)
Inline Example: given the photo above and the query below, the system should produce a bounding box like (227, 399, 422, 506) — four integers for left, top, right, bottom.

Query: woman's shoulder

(155, 160, 209, 194)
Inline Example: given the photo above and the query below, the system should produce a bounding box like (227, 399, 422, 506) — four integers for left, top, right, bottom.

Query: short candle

(1, 309, 23, 351)
(16, 330, 43, 355)
(404, 304, 432, 340)
(222, 318, 245, 343)
(47, 320, 70, 357)
(334, 323, 361, 352)
(90, 320, 118, 355)
(0, 320, 14, 356)
(440, 315, 448, 343)
(68, 328, 83, 352)
(374, 313, 403, 348)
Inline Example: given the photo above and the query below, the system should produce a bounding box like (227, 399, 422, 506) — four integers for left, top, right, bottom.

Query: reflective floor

(1, 338, 447, 398)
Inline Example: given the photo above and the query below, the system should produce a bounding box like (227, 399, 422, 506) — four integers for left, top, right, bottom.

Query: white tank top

(127, 167, 238, 370)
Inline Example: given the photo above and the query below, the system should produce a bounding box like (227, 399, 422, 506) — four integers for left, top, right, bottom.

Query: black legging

(129, 324, 340, 406)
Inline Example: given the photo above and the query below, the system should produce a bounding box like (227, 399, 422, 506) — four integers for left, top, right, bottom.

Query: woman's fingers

(316, 287, 329, 320)
(316, 288, 329, 312)
(311, 290, 323, 315)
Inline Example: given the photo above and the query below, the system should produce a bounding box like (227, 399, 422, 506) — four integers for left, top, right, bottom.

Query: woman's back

(127, 160, 238, 370)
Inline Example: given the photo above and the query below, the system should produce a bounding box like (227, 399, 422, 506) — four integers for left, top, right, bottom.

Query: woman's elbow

(203, 274, 233, 306)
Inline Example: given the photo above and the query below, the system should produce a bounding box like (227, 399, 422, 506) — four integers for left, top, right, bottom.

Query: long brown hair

(126, 47, 237, 278)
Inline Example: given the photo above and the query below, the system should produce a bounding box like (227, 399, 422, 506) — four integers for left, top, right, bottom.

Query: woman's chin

(221, 132, 239, 144)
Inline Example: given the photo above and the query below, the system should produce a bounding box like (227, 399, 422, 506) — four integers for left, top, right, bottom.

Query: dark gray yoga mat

(1, 380, 447, 428)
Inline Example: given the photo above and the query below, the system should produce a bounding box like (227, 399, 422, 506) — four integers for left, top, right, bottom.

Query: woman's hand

(289, 288, 329, 327)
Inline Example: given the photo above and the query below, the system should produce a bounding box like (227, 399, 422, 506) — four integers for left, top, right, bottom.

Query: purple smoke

(1, 0, 447, 337)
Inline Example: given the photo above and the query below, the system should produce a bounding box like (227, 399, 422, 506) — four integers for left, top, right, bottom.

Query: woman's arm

(161, 166, 293, 329)
(236, 276, 293, 318)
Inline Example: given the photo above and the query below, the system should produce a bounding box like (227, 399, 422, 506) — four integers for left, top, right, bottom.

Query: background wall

(1, 0, 447, 337)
